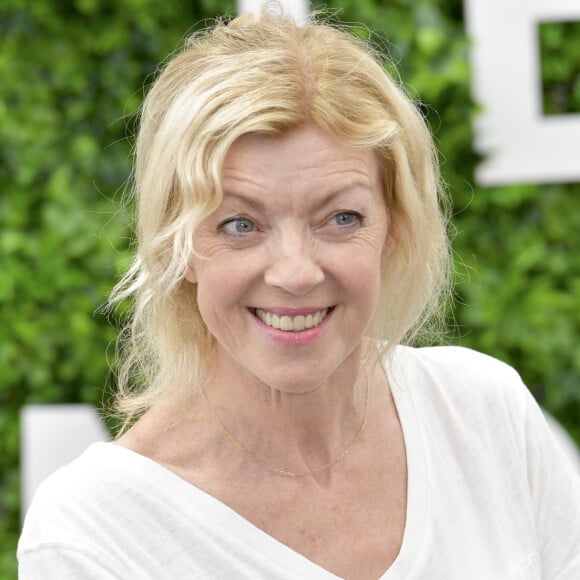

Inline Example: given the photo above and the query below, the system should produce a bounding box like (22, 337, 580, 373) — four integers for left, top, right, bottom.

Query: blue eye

(332, 212, 362, 227)
(221, 217, 255, 234)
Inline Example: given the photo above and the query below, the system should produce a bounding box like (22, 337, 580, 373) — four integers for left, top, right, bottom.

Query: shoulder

(387, 346, 543, 480)
(388, 345, 533, 427)
(19, 443, 155, 551)
(26, 442, 134, 506)
(18, 442, 194, 576)
(390, 344, 524, 391)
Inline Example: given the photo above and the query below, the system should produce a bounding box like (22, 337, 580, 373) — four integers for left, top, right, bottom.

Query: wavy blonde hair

(109, 10, 451, 424)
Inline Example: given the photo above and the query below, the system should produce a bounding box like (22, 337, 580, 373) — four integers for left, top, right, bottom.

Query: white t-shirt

(18, 346, 580, 579)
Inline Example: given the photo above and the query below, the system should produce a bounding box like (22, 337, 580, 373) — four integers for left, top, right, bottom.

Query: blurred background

(1, 0, 579, 575)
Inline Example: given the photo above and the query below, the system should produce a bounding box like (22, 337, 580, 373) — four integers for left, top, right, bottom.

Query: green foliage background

(1, 0, 579, 575)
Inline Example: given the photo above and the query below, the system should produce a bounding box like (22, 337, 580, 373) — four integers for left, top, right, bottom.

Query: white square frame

(465, 0, 580, 185)
(237, 0, 308, 24)
(21, 405, 109, 517)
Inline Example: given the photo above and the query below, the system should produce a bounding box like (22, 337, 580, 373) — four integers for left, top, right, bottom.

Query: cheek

(334, 246, 383, 296)
(194, 282, 240, 346)
(196, 271, 232, 312)
(194, 258, 255, 318)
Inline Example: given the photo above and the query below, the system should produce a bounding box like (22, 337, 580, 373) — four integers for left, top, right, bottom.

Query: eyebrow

(221, 192, 267, 212)
(222, 182, 374, 212)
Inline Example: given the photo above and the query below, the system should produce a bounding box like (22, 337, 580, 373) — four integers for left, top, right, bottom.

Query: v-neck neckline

(102, 350, 426, 579)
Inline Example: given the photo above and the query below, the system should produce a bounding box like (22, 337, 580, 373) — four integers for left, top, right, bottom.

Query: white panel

(21, 404, 110, 517)
(465, 0, 580, 185)
(237, 0, 309, 24)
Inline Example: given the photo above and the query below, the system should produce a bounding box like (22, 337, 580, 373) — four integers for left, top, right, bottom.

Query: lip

(252, 306, 331, 316)
(249, 306, 335, 346)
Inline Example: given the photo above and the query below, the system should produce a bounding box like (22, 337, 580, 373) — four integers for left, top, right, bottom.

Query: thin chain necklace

(202, 375, 369, 478)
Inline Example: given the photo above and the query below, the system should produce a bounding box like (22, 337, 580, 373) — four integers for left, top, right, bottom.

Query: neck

(202, 346, 373, 477)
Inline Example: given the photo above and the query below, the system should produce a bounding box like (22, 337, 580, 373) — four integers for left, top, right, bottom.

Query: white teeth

(255, 308, 329, 332)
(293, 316, 306, 331)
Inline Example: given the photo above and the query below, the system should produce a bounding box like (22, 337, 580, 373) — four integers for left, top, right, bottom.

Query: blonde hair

(109, 10, 451, 423)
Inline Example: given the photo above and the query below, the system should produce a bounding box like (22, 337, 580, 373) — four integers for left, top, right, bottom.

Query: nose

(264, 231, 324, 296)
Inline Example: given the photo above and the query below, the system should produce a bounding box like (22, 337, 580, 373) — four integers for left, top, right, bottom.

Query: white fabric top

(18, 346, 580, 579)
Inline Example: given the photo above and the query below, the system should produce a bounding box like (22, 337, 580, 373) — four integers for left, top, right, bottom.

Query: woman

(19, 10, 580, 579)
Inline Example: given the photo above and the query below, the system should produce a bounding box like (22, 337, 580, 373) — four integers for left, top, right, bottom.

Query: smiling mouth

(254, 308, 331, 332)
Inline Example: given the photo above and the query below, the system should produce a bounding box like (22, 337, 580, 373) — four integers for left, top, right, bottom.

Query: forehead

(221, 125, 380, 194)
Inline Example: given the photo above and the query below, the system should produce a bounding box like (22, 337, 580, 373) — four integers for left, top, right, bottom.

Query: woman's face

(187, 124, 392, 393)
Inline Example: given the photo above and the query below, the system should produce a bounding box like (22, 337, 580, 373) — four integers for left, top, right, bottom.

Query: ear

(184, 263, 198, 284)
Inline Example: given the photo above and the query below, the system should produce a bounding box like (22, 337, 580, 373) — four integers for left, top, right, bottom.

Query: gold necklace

(202, 376, 369, 478)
